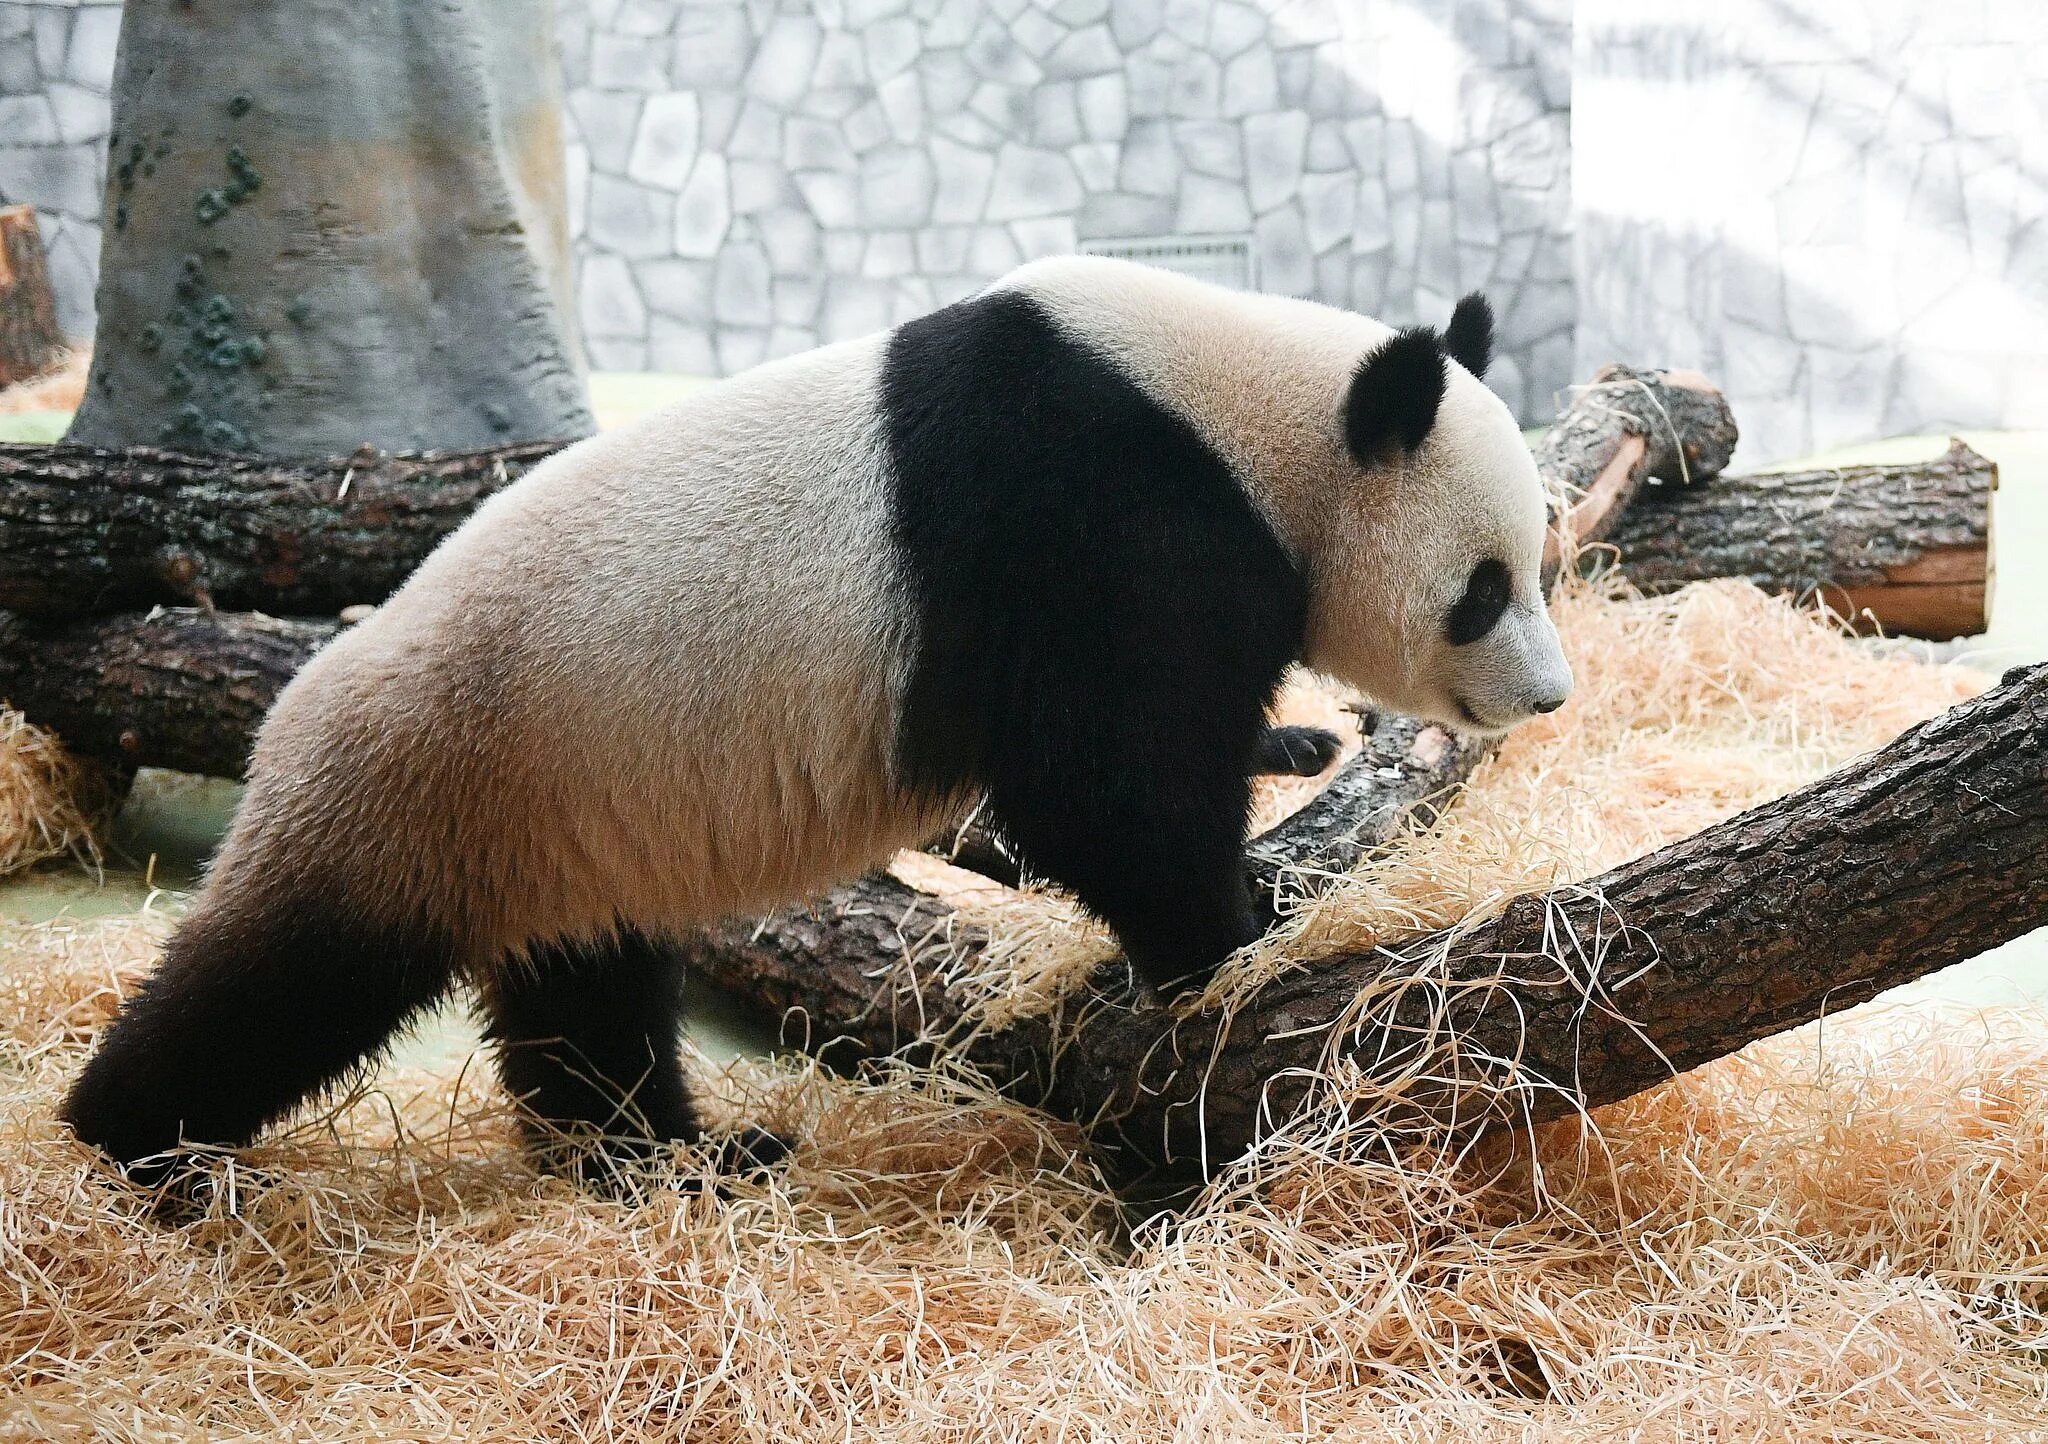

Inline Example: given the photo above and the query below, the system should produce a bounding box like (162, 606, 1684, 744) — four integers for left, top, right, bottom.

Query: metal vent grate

(1079, 234, 1258, 291)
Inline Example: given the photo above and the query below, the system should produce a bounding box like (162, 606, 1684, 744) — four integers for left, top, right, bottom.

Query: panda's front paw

(1253, 725, 1344, 777)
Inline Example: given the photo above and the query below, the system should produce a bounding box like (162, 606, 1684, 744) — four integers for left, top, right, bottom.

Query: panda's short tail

(60, 883, 458, 1187)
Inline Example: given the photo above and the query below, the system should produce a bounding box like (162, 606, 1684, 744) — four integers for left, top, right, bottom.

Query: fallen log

(0, 205, 63, 389)
(1602, 440, 1997, 641)
(1537, 364, 1736, 573)
(0, 609, 336, 780)
(0, 441, 563, 617)
(681, 664, 2048, 1174)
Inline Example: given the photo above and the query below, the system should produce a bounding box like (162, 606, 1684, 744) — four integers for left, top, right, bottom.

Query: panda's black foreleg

(990, 731, 1270, 998)
(481, 929, 787, 1188)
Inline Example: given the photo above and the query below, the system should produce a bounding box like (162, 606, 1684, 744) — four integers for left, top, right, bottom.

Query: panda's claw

(1254, 725, 1344, 777)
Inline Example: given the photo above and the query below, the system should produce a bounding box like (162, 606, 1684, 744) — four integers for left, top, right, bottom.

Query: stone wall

(0, 0, 116, 339)
(555, 0, 1575, 422)
(1573, 0, 2048, 462)
(5, 0, 2045, 453)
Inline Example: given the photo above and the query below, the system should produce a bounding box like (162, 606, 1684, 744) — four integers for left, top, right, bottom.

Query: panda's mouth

(1452, 695, 1509, 733)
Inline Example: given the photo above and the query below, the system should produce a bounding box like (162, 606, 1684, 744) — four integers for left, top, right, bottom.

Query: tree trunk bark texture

(1605, 440, 1997, 641)
(0, 204, 64, 389)
(62, 0, 592, 457)
(0, 440, 561, 616)
(682, 665, 2048, 1174)
(0, 608, 335, 780)
(1537, 364, 1740, 574)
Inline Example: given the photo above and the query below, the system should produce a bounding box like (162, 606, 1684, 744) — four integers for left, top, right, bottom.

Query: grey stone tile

(636, 257, 716, 321)
(713, 242, 775, 325)
(625, 92, 702, 190)
(1076, 72, 1127, 141)
(586, 175, 678, 260)
(1176, 173, 1253, 232)
(1220, 47, 1278, 118)
(673, 5, 756, 88)
(569, 90, 645, 174)
(1076, 190, 1175, 237)
(1067, 140, 1118, 190)
(1244, 110, 1308, 212)
(1045, 24, 1121, 79)
(930, 134, 996, 223)
(792, 168, 857, 229)
(867, 16, 922, 83)
(63, 3, 116, 91)
(859, 145, 937, 227)
(580, 252, 649, 338)
(745, 15, 823, 107)
(1175, 119, 1242, 180)
(986, 142, 1082, 220)
(1107, 0, 1165, 51)
(0, 94, 58, 144)
(592, 31, 671, 91)
(675, 154, 735, 256)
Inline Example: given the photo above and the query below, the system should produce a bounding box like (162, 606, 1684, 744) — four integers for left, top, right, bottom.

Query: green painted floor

(2, 381, 2043, 1030)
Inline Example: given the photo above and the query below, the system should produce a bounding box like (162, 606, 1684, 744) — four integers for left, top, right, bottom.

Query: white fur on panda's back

(220, 335, 945, 965)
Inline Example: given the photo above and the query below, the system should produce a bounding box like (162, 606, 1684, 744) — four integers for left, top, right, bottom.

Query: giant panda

(62, 255, 1572, 1188)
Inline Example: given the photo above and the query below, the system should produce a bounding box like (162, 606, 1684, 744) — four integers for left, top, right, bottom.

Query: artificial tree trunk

(63, 0, 592, 457)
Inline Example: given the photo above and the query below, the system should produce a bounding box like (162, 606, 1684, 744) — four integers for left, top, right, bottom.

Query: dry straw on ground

(3, 578, 2042, 1441)
(0, 348, 87, 418)
(0, 710, 108, 878)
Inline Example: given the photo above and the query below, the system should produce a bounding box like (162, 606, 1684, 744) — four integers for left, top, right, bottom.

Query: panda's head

(1301, 295, 1573, 735)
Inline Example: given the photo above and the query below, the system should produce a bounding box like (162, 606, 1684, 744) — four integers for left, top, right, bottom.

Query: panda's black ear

(1344, 326, 1446, 466)
(1445, 292, 1493, 378)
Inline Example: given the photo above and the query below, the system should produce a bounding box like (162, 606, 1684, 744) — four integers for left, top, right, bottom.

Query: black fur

(1344, 325, 1447, 464)
(883, 290, 1308, 993)
(483, 928, 704, 1185)
(61, 893, 458, 1187)
(1447, 557, 1511, 646)
(1444, 292, 1494, 378)
(1253, 724, 1343, 777)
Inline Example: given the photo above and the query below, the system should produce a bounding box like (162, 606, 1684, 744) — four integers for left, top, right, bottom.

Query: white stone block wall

(0, 0, 117, 339)
(556, 0, 1576, 422)
(1573, 0, 2048, 463)
(6, 0, 2043, 451)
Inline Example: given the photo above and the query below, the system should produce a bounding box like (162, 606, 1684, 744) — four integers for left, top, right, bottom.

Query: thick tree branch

(0, 608, 335, 779)
(684, 666, 2048, 1172)
(0, 441, 563, 617)
(1603, 440, 1997, 640)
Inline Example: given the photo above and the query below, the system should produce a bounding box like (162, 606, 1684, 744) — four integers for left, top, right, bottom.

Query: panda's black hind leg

(483, 929, 786, 1189)
(62, 895, 459, 1193)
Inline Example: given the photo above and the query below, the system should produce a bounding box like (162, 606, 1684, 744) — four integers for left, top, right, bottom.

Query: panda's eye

(1447, 559, 1511, 646)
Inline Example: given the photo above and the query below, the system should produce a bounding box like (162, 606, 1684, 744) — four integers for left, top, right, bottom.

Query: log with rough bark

(0, 205, 64, 389)
(680, 664, 2048, 1173)
(1604, 440, 1997, 641)
(0, 608, 335, 780)
(1537, 364, 1739, 574)
(0, 440, 563, 616)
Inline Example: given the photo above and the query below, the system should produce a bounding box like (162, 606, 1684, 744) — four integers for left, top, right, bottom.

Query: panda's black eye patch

(1447, 559, 1511, 645)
